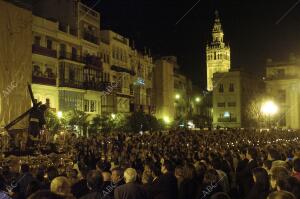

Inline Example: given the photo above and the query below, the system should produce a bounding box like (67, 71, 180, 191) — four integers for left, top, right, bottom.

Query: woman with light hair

(50, 176, 75, 199)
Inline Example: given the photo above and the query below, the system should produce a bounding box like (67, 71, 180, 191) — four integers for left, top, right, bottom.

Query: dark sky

(85, 0, 300, 89)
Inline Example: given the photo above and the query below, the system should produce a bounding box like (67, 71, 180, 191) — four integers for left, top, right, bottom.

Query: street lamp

(261, 101, 278, 115)
(195, 97, 200, 102)
(57, 111, 63, 119)
(111, 113, 116, 120)
(163, 116, 171, 124)
(175, 94, 180, 100)
(261, 100, 278, 128)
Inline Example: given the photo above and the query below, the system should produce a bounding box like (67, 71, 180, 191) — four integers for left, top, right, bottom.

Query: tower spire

(206, 10, 231, 91)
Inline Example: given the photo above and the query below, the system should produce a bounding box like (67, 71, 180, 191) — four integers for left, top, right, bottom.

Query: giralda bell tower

(206, 10, 231, 91)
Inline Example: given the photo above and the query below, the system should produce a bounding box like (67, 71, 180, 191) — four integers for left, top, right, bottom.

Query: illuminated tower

(206, 10, 231, 91)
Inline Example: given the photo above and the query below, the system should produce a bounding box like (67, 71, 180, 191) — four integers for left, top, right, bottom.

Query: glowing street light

(261, 101, 278, 116)
(111, 113, 116, 119)
(195, 97, 201, 102)
(175, 94, 181, 100)
(57, 111, 63, 119)
(163, 116, 171, 124)
(261, 100, 279, 128)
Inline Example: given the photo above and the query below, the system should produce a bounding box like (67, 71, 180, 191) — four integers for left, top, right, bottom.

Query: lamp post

(261, 101, 278, 128)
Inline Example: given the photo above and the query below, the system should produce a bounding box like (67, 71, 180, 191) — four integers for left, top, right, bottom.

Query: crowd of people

(1, 129, 300, 199)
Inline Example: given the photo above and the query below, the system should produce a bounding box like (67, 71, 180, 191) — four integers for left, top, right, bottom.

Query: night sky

(82, 0, 300, 89)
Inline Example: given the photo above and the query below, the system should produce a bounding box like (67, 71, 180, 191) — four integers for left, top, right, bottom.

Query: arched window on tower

(214, 52, 216, 60)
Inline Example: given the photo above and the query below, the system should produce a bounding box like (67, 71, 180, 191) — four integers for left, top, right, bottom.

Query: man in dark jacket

(150, 160, 178, 199)
(237, 147, 258, 197)
(80, 170, 105, 199)
(114, 168, 148, 199)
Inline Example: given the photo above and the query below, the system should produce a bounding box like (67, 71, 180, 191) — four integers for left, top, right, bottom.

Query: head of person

(66, 168, 78, 180)
(161, 160, 173, 174)
(272, 161, 291, 171)
(124, 168, 137, 183)
(20, 164, 30, 174)
(263, 160, 273, 172)
(86, 170, 103, 191)
(210, 192, 231, 199)
(46, 166, 59, 182)
(175, 166, 184, 181)
(239, 148, 247, 160)
(203, 169, 219, 185)
(267, 191, 296, 199)
(27, 190, 64, 199)
(270, 166, 290, 189)
(111, 167, 123, 184)
(252, 167, 270, 190)
(184, 163, 196, 180)
(247, 147, 257, 160)
(96, 160, 111, 172)
(25, 180, 41, 198)
(211, 158, 222, 170)
(50, 176, 72, 197)
(277, 176, 300, 199)
(292, 158, 300, 173)
(268, 149, 282, 161)
(149, 163, 161, 179)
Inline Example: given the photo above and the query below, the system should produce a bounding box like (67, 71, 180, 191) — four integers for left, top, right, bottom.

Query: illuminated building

(153, 56, 175, 121)
(265, 55, 300, 129)
(206, 11, 231, 91)
(212, 69, 263, 128)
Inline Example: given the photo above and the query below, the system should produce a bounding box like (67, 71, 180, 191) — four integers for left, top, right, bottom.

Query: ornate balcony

(217, 117, 237, 122)
(32, 75, 56, 86)
(59, 52, 84, 63)
(83, 32, 98, 44)
(32, 44, 57, 58)
(59, 80, 84, 89)
(84, 55, 101, 67)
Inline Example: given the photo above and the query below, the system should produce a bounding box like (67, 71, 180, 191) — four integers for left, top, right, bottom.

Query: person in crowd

(237, 147, 258, 196)
(45, 166, 59, 189)
(197, 169, 223, 199)
(27, 190, 64, 199)
(114, 168, 148, 199)
(277, 176, 300, 199)
(0, 175, 11, 199)
(50, 176, 75, 199)
(211, 158, 230, 193)
(292, 158, 300, 181)
(80, 170, 105, 199)
(270, 166, 290, 190)
(111, 167, 125, 187)
(150, 160, 178, 199)
(210, 192, 231, 199)
(267, 191, 296, 199)
(15, 164, 36, 197)
(72, 167, 90, 199)
(178, 163, 198, 199)
(245, 167, 270, 199)
(263, 160, 273, 174)
(174, 166, 184, 189)
(268, 149, 282, 162)
(236, 148, 248, 197)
